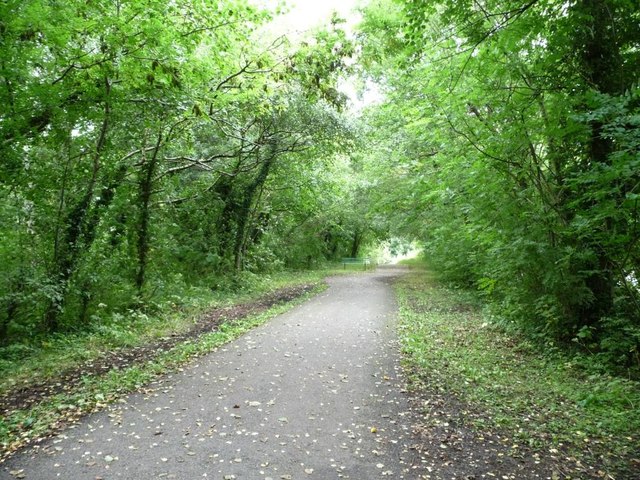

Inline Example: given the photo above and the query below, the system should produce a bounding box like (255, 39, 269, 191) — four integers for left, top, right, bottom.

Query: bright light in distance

(255, 0, 385, 112)
(256, 0, 362, 37)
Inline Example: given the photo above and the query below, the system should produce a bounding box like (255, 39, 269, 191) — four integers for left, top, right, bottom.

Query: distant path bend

(1, 266, 427, 479)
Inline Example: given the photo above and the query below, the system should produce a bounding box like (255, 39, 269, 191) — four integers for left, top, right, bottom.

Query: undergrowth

(0, 269, 338, 394)
(395, 261, 640, 479)
(0, 282, 323, 459)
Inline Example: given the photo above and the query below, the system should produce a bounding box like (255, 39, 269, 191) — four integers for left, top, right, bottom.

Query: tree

(0, 0, 271, 335)
(0, 1, 362, 342)
(357, 0, 640, 369)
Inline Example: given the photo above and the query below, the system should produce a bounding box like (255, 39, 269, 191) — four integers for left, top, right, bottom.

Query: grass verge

(0, 270, 337, 395)
(0, 275, 325, 460)
(395, 262, 640, 479)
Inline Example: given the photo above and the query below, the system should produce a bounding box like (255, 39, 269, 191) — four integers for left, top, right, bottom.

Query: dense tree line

(358, 0, 640, 372)
(0, 1, 368, 341)
(3, 0, 638, 375)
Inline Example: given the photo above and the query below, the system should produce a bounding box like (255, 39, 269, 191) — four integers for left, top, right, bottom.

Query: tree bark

(576, 0, 622, 323)
(44, 78, 111, 332)
(350, 229, 362, 258)
(135, 132, 163, 293)
(233, 140, 277, 271)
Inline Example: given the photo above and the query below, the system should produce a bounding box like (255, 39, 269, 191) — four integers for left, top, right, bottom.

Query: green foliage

(357, 0, 640, 373)
(0, 282, 323, 457)
(0, 269, 328, 395)
(396, 265, 640, 478)
(0, 2, 366, 345)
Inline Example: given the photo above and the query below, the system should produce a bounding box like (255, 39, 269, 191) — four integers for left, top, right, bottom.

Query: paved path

(1, 268, 427, 479)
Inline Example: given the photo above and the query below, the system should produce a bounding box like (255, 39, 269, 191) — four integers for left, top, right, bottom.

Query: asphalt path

(1, 267, 427, 479)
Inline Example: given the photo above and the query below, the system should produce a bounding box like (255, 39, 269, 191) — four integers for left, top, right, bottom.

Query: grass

(395, 262, 640, 478)
(0, 269, 329, 458)
(0, 269, 338, 394)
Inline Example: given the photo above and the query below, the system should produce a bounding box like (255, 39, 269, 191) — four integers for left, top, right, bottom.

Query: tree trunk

(44, 79, 111, 332)
(233, 140, 277, 271)
(576, 0, 621, 323)
(350, 229, 362, 258)
(135, 133, 163, 294)
(215, 158, 244, 259)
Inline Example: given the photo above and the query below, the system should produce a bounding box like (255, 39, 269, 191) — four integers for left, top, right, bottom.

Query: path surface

(1, 268, 427, 479)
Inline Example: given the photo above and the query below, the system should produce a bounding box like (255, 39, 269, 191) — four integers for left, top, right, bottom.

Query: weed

(395, 263, 640, 478)
(0, 278, 324, 459)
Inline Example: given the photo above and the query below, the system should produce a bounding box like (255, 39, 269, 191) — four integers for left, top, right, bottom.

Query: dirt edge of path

(0, 283, 319, 417)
